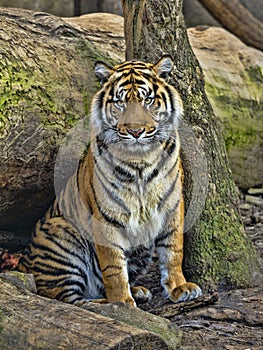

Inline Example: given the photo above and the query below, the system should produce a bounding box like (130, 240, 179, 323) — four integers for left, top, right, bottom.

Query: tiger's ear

(94, 61, 113, 85)
(154, 55, 173, 81)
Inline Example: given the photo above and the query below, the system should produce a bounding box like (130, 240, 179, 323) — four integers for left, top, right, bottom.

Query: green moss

(186, 175, 260, 288)
(247, 65, 263, 84)
(205, 78, 263, 153)
(74, 37, 118, 67)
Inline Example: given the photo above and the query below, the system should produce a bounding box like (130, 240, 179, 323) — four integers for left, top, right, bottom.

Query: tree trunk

(0, 272, 181, 350)
(197, 0, 263, 51)
(122, 0, 261, 289)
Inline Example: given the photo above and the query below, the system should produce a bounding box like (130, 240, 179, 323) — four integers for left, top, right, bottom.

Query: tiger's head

(91, 55, 183, 153)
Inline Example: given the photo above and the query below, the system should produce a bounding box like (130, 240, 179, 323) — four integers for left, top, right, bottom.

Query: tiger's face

(91, 55, 183, 152)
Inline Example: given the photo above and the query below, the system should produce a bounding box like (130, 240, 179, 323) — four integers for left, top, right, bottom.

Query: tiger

(17, 55, 202, 307)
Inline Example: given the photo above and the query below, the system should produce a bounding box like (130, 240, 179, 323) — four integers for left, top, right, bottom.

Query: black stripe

(89, 245, 103, 282)
(62, 225, 89, 251)
(37, 275, 69, 287)
(44, 235, 85, 264)
(141, 72, 153, 81)
(31, 238, 86, 269)
(164, 140, 176, 157)
(99, 208, 125, 229)
(31, 241, 66, 259)
(121, 160, 148, 173)
(155, 228, 176, 245)
(105, 272, 122, 278)
(70, 296, 87, 304)
(155, 243, 174, 248)
(89, 179, 125, 229)
(97, 91, 105, 109)
(57, 290, 80, 299)
(152, 82, 159, 95)
(157, 171, 179, 209)
(109, 85, 115, 97)
(32, 265, 76, 276)
(165, 155, 179, 179)
(118, 69, 144, 78)
(114, 165, 135, 181)
(56, 288, 84, 302)
(101, 265, 122, 273)
(165, 86, 174, 112)
(146, 168, 159, 183)
(67, 295, 85, 304)
(161, 91, 168, 109)
(58, 279, 86, 290)
(116, 61, 149, 70)
(32, 255, 83, 275)
(110, 243, 126, 253)
(96, 136, 109, 156)
(94, 167, 131, 214)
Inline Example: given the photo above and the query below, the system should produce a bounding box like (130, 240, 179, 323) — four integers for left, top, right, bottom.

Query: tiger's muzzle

(117, 103, 157, 140)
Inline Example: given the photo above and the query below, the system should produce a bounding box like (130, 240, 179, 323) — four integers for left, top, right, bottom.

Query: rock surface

(0, 0, 75, 17)
(188, 26, 263, 189)
(0, 9, 123, 239)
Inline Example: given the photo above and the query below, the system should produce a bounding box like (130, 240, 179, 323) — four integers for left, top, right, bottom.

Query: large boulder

(188, 26, 263, 189)
(0, 9, 124, 248)
(0, 0, 75, 17)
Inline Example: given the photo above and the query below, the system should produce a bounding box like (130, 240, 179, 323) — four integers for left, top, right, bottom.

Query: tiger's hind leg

(18, 217, 105, 306)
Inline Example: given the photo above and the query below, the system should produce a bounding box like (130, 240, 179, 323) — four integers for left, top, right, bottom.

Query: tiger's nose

(127, 128, 145, 138)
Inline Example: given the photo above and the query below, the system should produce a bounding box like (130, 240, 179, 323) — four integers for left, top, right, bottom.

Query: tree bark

(122, 0, 261, 288)
(197, 0, 263, 51)
(0, 272, 181, 350)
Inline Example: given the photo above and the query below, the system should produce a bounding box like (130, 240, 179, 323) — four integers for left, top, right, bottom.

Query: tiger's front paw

(131, 286, 152, 305)
(169, 282, 202, 303)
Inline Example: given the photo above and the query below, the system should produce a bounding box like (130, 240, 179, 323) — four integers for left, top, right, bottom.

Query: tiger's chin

(117, 137, 160, 152)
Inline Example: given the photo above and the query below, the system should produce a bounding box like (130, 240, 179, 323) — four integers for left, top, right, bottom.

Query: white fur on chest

(127, 201, 164, 243)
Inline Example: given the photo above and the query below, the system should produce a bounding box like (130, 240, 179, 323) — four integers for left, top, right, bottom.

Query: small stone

(1, 272, 37, 293)
(245, 195, 263, 206)
(239, 203, 252, 210)
(248, 188, 263, 195)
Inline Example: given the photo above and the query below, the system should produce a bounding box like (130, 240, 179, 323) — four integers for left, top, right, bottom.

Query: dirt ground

(139, 188, 263, 350)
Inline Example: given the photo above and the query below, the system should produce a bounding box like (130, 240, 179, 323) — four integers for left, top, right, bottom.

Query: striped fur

(18, 56, 202, 306)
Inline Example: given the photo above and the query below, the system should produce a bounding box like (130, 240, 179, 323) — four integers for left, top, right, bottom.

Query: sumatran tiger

(17, 55, 202, 307)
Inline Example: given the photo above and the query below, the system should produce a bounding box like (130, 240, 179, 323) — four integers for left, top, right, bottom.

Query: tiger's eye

(115, 100, 124, 107)
(145, 97, 154, 105)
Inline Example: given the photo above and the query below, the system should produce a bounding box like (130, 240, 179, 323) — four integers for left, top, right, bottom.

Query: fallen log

(198, 0, 263, 50)
(0, 272, 181, 349)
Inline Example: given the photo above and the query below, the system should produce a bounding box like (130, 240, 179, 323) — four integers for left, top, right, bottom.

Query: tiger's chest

(110, 175, 181, 245)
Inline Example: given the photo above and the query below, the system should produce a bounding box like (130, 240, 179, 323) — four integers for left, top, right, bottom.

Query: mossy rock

(188, 26, 263, 189)
(0, 9, 123, 240)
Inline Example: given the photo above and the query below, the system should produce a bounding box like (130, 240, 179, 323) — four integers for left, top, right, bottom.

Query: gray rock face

(0, 0, 75, 16)
(188, 26, 263, 189)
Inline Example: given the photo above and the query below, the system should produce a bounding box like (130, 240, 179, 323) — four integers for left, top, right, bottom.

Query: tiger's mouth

(117, 125, 157, 141)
